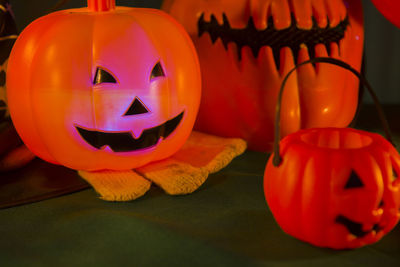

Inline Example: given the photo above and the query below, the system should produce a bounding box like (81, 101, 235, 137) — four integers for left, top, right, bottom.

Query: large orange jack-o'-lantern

(7, 0, 201, 171)
(163, 0, 364, 151)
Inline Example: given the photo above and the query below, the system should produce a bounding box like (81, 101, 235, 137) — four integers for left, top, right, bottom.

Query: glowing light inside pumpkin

(300, 129, 373, 149)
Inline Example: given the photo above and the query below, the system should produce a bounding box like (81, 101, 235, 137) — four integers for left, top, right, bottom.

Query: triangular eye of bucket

(124, 98, 149, 116)
(345, 171, 364, 189)
(393, 168, 398, 181)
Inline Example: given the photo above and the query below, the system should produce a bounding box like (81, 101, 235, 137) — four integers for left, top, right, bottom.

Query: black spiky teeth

(198, 13, 349, 69)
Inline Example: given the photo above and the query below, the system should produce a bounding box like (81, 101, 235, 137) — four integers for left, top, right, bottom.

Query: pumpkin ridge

(300, 151, 331, 244)
(274, 146, 310, 237)
(21, 14, 77, 164)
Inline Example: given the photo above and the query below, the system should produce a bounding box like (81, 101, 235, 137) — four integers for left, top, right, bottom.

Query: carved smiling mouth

(335, 215, 383, 238)
(76, 111, 184, 152)
(198, 13, 349, 69)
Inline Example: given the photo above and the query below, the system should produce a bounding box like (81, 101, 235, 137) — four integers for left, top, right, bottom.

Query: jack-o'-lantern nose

(124, 97, 150, 116)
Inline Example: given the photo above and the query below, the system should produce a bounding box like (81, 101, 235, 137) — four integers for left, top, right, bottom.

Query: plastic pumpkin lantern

(6, 0, 201, 171)
(163, 0, 364, 151)
(264, 57, 400, 249)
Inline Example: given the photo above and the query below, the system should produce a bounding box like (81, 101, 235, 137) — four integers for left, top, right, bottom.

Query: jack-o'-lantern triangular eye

(150, 62, 165, 80)
(344, 171, 364, 189)
(94, 67, 117, 84)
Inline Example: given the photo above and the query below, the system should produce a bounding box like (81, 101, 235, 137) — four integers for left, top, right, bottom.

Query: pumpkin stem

(87, 0, 116, 12)
(272, 57, 394, 167)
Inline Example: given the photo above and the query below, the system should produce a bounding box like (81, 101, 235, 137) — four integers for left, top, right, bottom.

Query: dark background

(9, 0, 400, 104)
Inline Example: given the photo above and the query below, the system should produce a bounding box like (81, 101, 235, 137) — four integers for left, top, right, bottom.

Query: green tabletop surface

(1, 105, 400, 266)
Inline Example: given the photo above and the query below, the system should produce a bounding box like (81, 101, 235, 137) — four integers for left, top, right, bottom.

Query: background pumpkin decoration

(163, 0, 364, 151)
(6, 0, 201, 171)
(264, 57, 400, 249)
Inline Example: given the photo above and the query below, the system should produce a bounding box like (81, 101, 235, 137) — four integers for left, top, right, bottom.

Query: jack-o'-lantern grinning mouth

(335, 215, 383, 238)
(75, 111, 184, 152)
(198, 13, 349, 69)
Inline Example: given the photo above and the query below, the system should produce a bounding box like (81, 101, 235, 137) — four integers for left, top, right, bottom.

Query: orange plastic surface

(163, 0, 364, 151)
(7, 0, 201, 171)
(264, 127, 400, 249)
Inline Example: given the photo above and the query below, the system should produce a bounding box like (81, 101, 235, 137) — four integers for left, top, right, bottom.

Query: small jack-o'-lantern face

(264, 128, 400, 249)
(163, 0, 364, 151)
(332, 165, 400, 245)
(75, 63, 184, 153)
(7, 1, 201, 171)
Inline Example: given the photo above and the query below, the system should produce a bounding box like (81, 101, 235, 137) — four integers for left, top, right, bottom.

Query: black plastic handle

(272, 57, 394, 167)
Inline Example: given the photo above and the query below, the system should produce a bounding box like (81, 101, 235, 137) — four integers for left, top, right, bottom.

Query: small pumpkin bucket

(264, 57, 400, 249)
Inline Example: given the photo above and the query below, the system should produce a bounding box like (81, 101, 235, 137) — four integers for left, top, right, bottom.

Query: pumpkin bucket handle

(272, 57, 394, 167)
